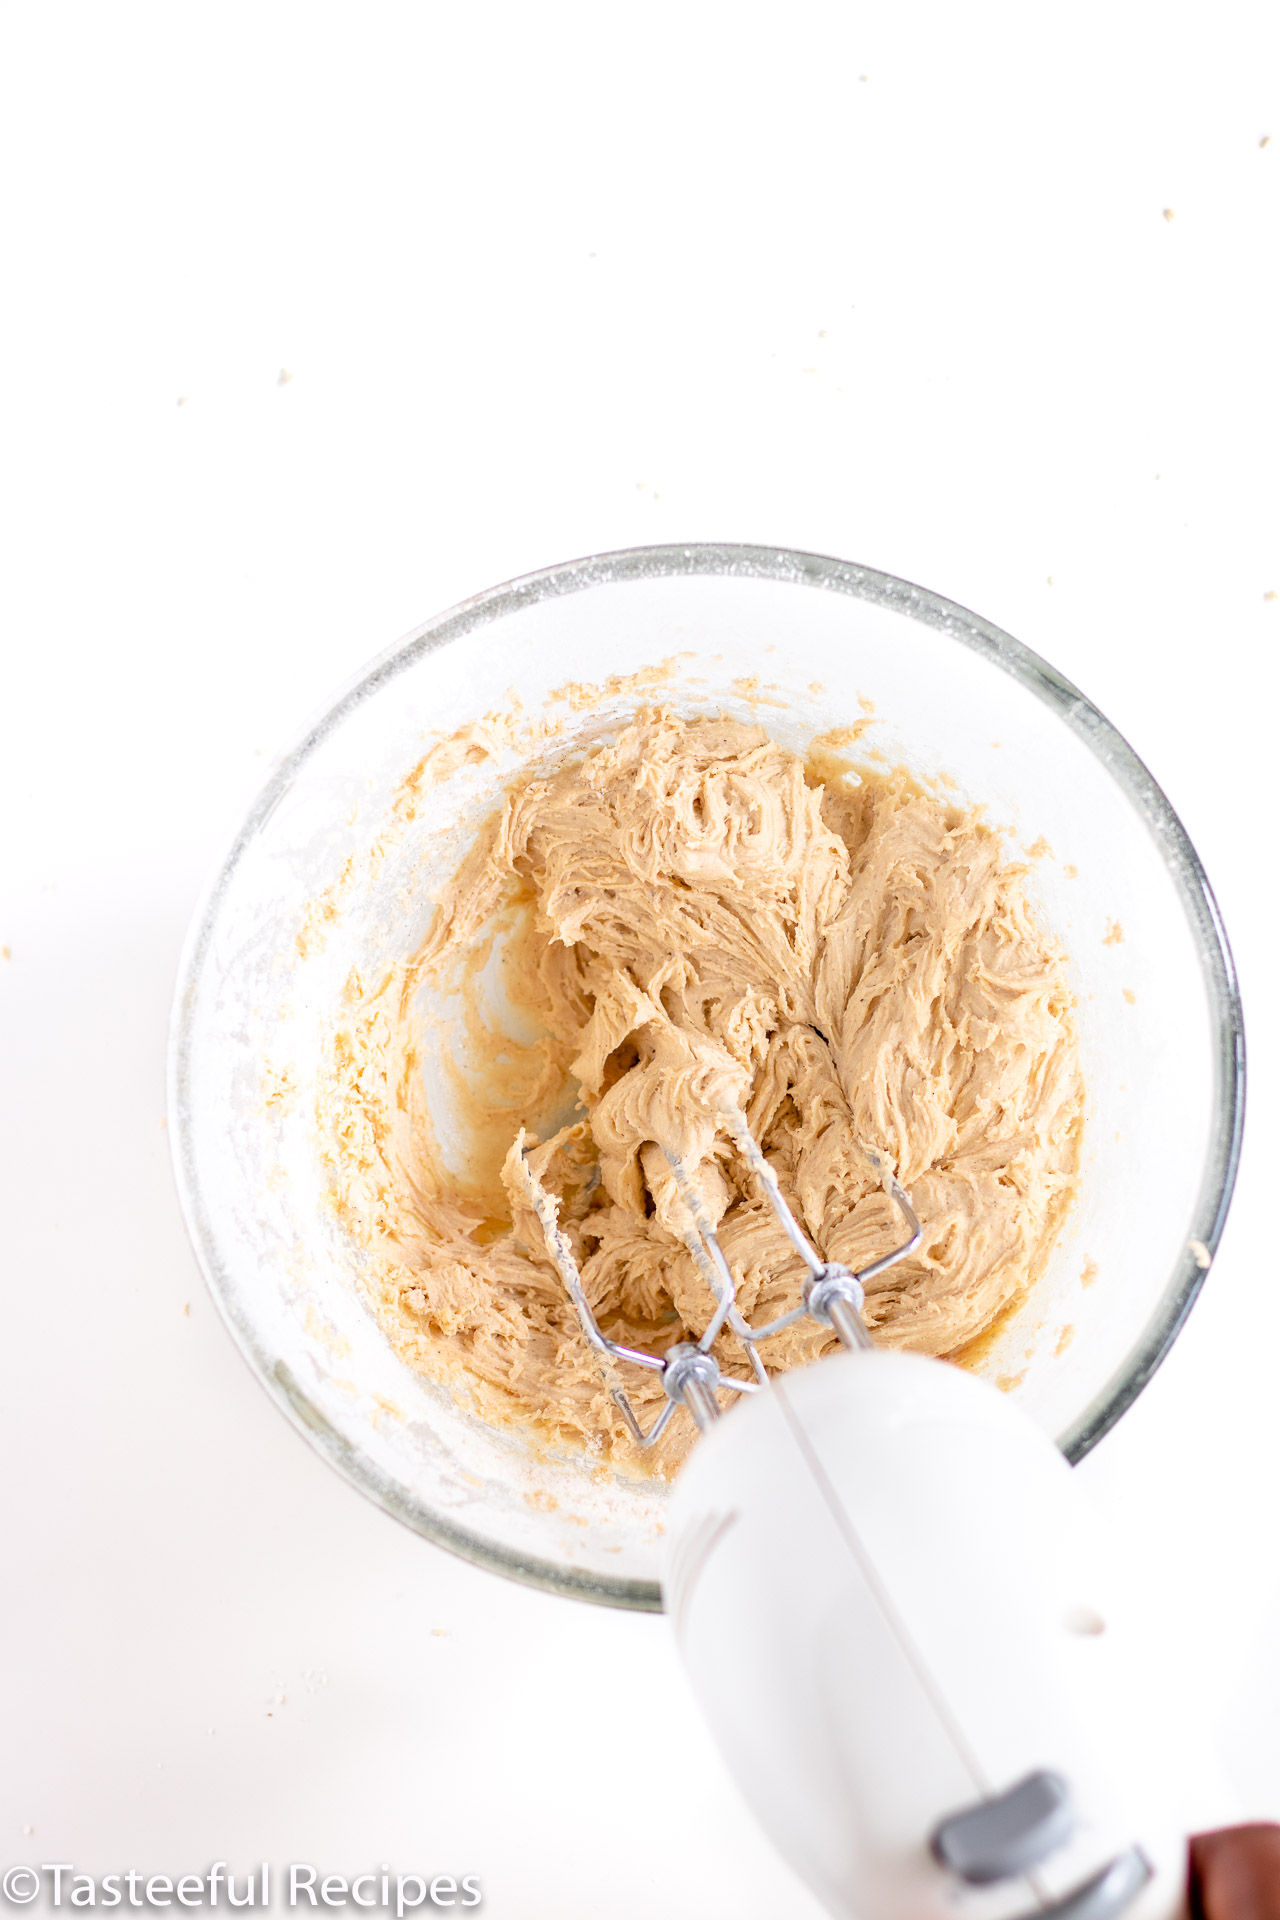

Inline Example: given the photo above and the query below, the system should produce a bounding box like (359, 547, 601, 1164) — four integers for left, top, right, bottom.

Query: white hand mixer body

(668, 1346, 1184, 1920)
(515, 1122, 1188, 1920)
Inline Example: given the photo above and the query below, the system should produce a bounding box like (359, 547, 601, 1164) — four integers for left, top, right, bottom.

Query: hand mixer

(515, 1114, 1188, 1920)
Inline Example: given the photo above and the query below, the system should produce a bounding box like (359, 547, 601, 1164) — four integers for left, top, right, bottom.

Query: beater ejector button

(930, 1769, 1075, 1884)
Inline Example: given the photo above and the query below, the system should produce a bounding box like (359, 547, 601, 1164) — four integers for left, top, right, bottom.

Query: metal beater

(512, 1107, 921, 1446)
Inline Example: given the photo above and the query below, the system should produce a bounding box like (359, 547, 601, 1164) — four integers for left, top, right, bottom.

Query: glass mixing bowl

(169, 544, 1244, 1610)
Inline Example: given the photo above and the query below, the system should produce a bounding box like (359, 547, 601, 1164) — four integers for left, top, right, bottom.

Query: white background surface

(2, 4, 1278, 1915)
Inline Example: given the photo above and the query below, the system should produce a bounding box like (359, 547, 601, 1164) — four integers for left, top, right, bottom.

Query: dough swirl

(321, 710, 1082, 1472)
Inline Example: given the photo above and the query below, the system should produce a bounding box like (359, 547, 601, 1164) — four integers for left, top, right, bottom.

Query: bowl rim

(168, 540, 1246, 1612)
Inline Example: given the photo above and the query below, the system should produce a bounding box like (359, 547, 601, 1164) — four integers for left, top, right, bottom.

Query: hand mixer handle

(666, 1349, 1189, 1920)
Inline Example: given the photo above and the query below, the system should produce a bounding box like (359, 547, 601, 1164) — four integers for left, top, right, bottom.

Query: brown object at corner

(1191, 1826, 1280, 1920)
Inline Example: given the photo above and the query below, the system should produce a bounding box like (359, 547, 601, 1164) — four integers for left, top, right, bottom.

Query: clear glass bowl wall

(169, 546, 1244, 1610)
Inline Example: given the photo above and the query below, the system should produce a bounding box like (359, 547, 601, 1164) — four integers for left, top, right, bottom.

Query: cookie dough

(321, 710, 1082, 1472)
